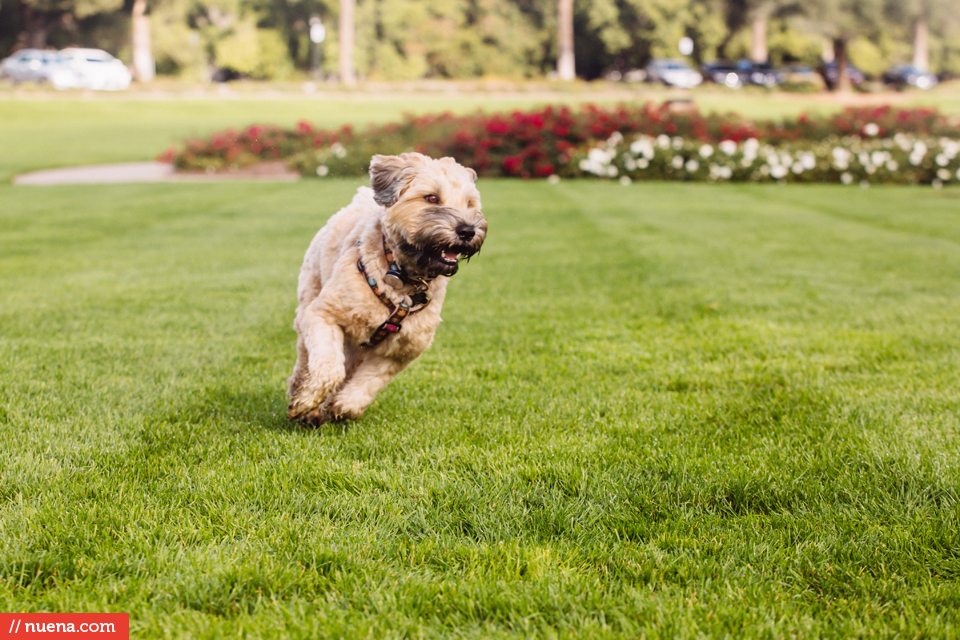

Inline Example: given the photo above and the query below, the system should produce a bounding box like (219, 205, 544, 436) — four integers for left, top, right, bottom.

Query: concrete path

(13, 162, 300, 186)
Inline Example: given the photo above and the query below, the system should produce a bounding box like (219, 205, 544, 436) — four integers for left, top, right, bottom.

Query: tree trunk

(834, 37, 850, 93)
(750, 13, 767, 63)
(557, 0, 575, 81)
(913, 18, 929, 72)
(23, 5, 52, 49)
(339, 0, 356, 86)
(131, 0, 155, 82)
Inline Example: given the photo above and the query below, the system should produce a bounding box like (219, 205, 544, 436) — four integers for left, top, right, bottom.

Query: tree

(557, 0, 574, 79)
(339, 0, 355, 85)
(131, 0, 154, 81)
(789, 0, 885, 92)
(19, 0, 122, 48)
(885, 0, 957, 72)
(748, 0, 778, 62)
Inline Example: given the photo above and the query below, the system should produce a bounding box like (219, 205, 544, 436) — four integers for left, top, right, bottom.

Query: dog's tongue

(443, 250, 459, 262)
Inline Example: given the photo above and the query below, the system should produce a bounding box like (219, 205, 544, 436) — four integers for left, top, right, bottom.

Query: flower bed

(577, 132, 960, 186)
(160, 104, 960, 185)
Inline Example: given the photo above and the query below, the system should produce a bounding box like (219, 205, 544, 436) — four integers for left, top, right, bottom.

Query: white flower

(607, 131, 624, 147)
(741, 157, 754, 168)
(619, 176, 632, 185)
(863, 123, 880, 137)
(685, 159, 700, 172)
(331, 142, 347, 158)
(936, 154, 949, 167)
(630, 136, 655, 159)
(672, 137, 684, 149)
(637, 158, 649, 169)
(719, 166, 732, 179)
(909, 154, 923, 166)
(624, 158, 637, 171)
(792, 163, 804, 174)
(606, 166, 618, 177)
(871, 151, 888, 166)
(699, 144, 714, 158)
(841, 172, 854, 184)
(913, 141, 928, 156)
(886, 160, 899, 172)
(548, 174, 560, 184)
(760, 165, 770, 176)
(770, 165, 787, 179)
(588, 148, 615, 164)
(671, 156, 684, 169)
(719, 140, 737, 155)
(832, 147, 851, 170)
(316, 165, 330, 176)
(957, 168, 960, 180)
(656, 134, 671, 149)
(800, 152, 816, 170)
(937, 168, 951, 181)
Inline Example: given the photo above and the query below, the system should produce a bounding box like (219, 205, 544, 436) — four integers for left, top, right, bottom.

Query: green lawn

(2, 176, 959, 637)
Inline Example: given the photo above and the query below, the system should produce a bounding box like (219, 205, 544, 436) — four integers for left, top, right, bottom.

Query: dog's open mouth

(431, 244, 476, 267)
(439, 249, 461, 265)
(395, 235, 481, 278)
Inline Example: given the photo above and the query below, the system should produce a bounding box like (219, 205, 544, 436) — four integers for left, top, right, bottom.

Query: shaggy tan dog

(287, 152, 487, 425)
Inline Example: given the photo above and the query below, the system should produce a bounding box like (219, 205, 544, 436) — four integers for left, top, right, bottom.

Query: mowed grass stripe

(2, 181, 959, 638)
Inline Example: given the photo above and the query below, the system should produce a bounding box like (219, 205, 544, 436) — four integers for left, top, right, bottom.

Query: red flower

(502, 155, 524, 175)
(534, 163, 555, 177)
(156, 147, 176, 163)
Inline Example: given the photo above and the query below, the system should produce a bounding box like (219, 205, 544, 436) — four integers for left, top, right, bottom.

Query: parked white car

(0, 49, 80, 89)
(59, 48, 131, 91)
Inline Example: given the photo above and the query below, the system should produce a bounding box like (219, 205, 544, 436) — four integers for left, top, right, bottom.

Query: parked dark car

(741, 60, 783, 87)
(819, 61, 866, 90)
(702, 60, 748, 88)
(882, 65, 938, 90)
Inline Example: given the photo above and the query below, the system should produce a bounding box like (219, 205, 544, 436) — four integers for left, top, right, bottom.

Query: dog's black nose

(456, 224, 475, 241)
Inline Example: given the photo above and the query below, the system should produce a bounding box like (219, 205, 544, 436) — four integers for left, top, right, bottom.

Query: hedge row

(161, 104, 959, 184)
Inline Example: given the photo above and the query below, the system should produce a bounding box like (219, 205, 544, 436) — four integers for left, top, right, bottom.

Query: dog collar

(356, 238, 430, 347)
(381, 235, 432, 292)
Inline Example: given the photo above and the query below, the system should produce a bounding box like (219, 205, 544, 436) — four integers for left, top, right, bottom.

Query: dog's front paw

(288, 405, 327, 427)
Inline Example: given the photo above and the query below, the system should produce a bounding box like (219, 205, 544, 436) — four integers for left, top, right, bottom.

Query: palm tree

(339, 0, 356, 86)
(131, 0, 155, 82)
(557, 0, 575, 81)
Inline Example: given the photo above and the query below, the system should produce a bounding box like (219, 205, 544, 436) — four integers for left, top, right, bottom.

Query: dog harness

(356, 236, 431, 347)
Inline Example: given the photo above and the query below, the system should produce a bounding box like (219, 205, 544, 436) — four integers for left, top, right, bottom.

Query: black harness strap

(356, 237, 431, 347)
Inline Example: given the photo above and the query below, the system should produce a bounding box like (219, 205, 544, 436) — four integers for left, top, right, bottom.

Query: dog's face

(370, 153, 486, 278)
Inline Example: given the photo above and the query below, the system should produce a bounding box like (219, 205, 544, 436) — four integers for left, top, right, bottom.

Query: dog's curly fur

(287, 153, 487, 425)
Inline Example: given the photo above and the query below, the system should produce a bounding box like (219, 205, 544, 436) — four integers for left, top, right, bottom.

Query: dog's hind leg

(287, 305, 347, 423)
(323, 355, 408, 421)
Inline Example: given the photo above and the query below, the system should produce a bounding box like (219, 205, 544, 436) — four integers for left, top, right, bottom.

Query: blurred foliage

(0, 0, 958, 79)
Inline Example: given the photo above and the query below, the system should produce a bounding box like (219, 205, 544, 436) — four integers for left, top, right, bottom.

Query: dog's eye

(424, 194, 440, 204)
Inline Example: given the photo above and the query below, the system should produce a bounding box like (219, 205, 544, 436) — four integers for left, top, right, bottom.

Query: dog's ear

(370, 155, 416, 208)
(438, 156, 477, 182)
